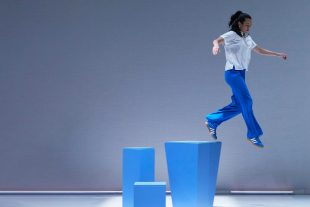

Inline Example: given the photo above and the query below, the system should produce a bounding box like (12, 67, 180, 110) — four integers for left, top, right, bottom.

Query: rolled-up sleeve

(248, 36, 257, 50)
(220, 31, 235, 45)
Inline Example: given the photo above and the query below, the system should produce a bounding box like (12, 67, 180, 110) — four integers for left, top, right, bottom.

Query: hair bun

(229, 10, 243, 27)
(235, 11, 243, 16)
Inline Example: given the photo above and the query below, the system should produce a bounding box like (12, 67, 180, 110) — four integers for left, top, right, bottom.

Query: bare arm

(254, 46, 287, 60)
(212, 37, 224, 55)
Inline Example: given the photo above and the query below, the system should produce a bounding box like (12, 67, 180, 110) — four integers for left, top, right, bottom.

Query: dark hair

(229, 11, 252, 37)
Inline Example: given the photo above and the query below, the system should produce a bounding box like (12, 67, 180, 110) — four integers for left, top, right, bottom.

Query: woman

(205, 11, 287, 148)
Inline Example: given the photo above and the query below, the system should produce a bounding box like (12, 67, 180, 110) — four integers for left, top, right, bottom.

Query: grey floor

(0, 194, 310, 207)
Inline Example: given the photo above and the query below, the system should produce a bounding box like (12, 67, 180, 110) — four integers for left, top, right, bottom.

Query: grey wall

(0, 0, 309, 192)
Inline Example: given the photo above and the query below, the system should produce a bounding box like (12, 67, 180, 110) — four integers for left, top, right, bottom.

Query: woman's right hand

(278, 53, 288, 60)
(212, 46, 220, 55)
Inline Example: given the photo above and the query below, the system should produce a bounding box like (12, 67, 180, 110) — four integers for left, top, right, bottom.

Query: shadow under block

(122, 147, 155, 207)
(134, 182, 166, 207)
(165, 141, 222, 207)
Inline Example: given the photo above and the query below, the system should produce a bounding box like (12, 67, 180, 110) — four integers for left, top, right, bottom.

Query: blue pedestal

(122, 147, 155, 207)
(134, 182, 166, 207)
(165, 141, 221, 207)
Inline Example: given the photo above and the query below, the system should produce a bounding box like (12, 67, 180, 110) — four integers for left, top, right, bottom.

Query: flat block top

(165, 141, 221, 144)
(134, 182, 166, 186)
(123, 147, 154, 150)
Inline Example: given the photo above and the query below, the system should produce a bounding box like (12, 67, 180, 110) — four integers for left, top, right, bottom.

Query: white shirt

(220, 31, 257, 71)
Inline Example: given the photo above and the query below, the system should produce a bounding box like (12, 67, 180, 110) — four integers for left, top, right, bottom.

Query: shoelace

(209, 128, 216, 135)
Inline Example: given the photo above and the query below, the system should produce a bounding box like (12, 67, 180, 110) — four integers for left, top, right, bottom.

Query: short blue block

(165, 141, 221, 207)
(134, 182, 166, 207)
(122, 147, 155, 207)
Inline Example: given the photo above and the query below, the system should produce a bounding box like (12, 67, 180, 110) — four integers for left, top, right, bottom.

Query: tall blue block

(122, 147, 155, 207)
(165, 141, 221, 207)
(134, 182, 166, 207)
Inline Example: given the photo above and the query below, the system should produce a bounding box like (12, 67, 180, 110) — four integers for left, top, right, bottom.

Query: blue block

(165, 141, 221, 207)
(134, 182, 166, 207)
(122, 147, 155, 207)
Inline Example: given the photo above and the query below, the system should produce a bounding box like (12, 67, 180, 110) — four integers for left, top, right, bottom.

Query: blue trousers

(206, 69, 263, 138)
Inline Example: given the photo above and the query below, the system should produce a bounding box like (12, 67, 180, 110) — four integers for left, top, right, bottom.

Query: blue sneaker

(247, 137, 264, 148)
(205, 121, 217, 139)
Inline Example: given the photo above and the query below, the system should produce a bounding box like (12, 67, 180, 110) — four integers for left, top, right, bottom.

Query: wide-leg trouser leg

(206, 95, 241, 128)
(206, 70, 263, 138)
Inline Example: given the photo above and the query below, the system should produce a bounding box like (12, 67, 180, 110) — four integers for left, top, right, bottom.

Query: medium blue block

(122, 147, 155, 207)
(165, 141, 221, 207)
(134, 182, 166, 207)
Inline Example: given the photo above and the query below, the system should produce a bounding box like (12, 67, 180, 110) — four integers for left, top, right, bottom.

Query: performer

(205, 11, 287, 148)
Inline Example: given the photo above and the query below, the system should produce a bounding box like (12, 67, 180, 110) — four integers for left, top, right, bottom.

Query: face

(238, 18, 252, 33)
